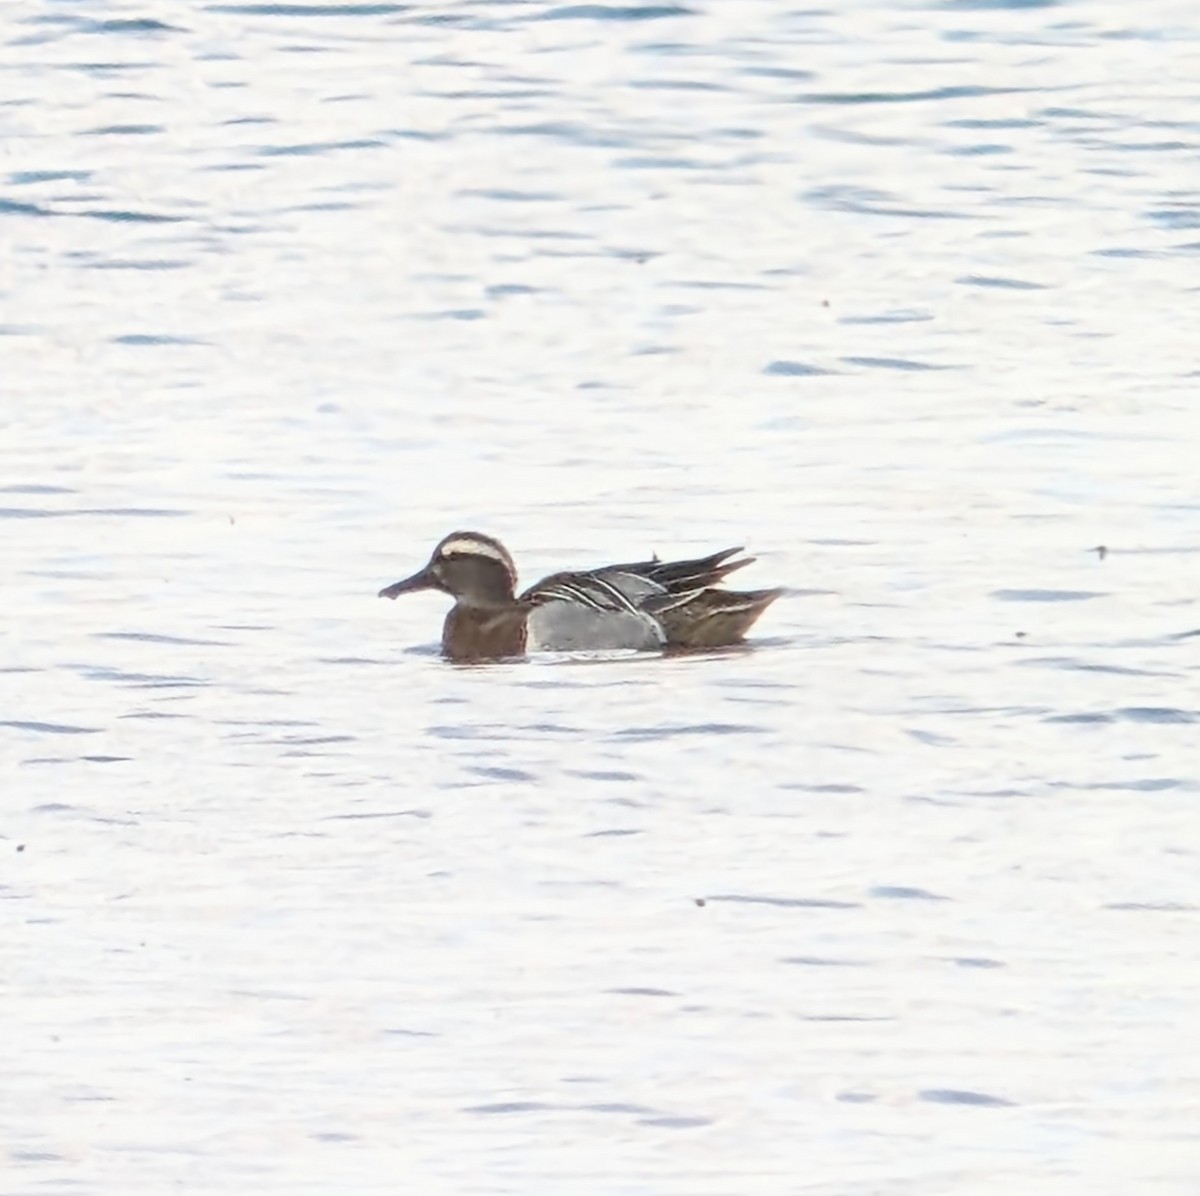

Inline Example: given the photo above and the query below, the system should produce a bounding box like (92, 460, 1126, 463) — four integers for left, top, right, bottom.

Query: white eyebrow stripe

(439, 537, 510, 564)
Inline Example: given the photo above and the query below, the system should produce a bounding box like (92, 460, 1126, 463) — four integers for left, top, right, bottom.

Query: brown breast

(442, 606, 528, 661)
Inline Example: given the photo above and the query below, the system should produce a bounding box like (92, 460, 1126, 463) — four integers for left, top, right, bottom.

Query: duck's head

(378, 531, 518, 608)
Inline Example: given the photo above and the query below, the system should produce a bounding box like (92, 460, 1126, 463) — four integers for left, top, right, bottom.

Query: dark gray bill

(378, 567, 435, 599)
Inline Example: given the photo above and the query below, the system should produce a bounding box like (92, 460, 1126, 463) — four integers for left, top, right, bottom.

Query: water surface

(3, 0, 1199, 1191)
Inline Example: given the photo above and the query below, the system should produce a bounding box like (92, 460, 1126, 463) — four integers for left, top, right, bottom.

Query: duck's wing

(520, 569, 666, 651)
(521, 568, 664, 614)
(522, 546, 755, 607)
(606, 546, 753, 595)
(643, 585, 785, 649)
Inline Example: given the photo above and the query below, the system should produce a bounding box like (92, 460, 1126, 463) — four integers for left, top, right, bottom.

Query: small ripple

(706, 894, 860, 910)
(464, 1101, 551, 1115)
(940, 0, 1059, 11)
(1, 506, 188, 519)
(739, 65, 814, 81)
(802, 1014, 892, 1023)
(8, 170, 92, 185)
(870, 886, 950, 901)
(257, 138, 386, 157)
(414, 308, 486, 321)
(30, 804, 135, 826)
(782, 956, 870, 967)
(85, 124, 163, 136)
(1104, 902, 1199, 912)
(807, 184, 970, 220)
(75, 665, 206, 689)
(615, 154, 706, 171)
(763, 359, 835, 377)
(779, 783, 865, 794)
(0, 484, 76, 495)
(0, 198, 51, 217)
(428, 724, 496, 741)
(802, 85, 1025, 106)
(919, 1088, 1015, 1108)
(82, 209, 186, 224)
(486, 283, 541, 298)
(272, 734, 356, 746)
(584, 1102, 656, 1115)
(631, 78, 731, 94)
(1093, 245, 1158, 259)
(992, 588, 1105, 602)
(2, 720, 101, 735)
(429, 722, 585, 741)
(1060, 778, 1193, 793)
(839, 309, 933, 326)
(467, 765, 535, 782)
(96, 631, 231, 646)
(112, 334, 207, 346)
(1118, 706, 1196, 724)
(947, 143, 1011, 157)
(566, 768, 639, 782)
(1018, 656, 1173, 677)
(207, 3, 408, 13)
(956, 274, 1047, 289)
(322, 809, 431, 820)
(1146, 206, 1200, 231)
(843, 355, 956, 371)
(612, 722, 764, 741)
(461, 188, 559, 202)
(221, 718, 317, 729)
(538, 4, 695, 20)
(84, 258, 189, 271)
(675, 278, 768, 291)
(84, 17, 182, 33)
(1, 505, 57, 519)
(497, 120, 621, 147)
(907, 729, 956, 747)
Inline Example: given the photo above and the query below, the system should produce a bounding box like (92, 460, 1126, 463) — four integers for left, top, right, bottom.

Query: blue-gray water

(4, 1, 1199, 1191)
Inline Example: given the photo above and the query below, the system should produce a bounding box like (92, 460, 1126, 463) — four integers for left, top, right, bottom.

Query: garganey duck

(378, 530, 782, 661)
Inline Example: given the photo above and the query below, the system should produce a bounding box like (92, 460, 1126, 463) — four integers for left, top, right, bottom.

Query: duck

(378, 530, 781, 661)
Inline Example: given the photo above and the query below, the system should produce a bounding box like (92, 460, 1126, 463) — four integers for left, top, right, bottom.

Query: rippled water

(4, 0, 1200, 1191)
